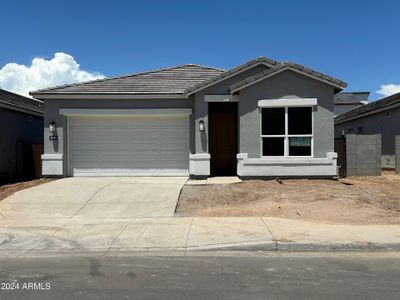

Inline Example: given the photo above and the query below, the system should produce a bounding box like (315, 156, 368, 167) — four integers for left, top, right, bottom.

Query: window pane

(289, 137, 311, 156)
(262, 108, 285, 135)
(262, 137, 284, 156)
(288, 107, 312, 134)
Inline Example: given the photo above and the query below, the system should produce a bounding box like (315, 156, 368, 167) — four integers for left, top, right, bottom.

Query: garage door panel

(69, 115, 189, 176)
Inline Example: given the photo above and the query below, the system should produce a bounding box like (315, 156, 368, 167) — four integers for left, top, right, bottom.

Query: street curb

(3, 242, 400, 258)
(187, 241, 400, 252)
(186, 241, 277, 252)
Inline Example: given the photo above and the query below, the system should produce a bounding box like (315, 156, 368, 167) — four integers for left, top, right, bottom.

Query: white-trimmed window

(261, 107, 313, 157)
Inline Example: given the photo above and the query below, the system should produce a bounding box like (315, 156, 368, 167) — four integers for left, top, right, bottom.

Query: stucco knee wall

(237, 152, 337, 178)
(189, 153, 210, 177)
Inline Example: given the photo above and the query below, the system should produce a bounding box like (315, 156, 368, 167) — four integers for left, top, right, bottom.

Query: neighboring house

(334, 92, 369, 116)
(30, 57, 347, 179)
(0, 89, 44, 180)
(335, 92, 400, 169)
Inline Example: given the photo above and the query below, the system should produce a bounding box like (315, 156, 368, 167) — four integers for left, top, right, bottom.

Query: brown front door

(209, 102, 238, 176)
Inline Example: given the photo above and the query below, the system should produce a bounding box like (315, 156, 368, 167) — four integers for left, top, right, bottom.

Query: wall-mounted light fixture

(49, 121, 58, 141)
(199, 120, 205, 132)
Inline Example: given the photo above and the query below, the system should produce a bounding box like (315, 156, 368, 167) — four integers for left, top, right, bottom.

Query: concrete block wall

(396, 136, 400, 174)
(346, 134, 382, 176)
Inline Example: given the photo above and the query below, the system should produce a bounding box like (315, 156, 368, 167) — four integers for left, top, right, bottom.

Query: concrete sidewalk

(1, 216, 400, 257)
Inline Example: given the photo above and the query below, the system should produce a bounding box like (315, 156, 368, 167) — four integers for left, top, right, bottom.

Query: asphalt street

(0, 253, 399, 300)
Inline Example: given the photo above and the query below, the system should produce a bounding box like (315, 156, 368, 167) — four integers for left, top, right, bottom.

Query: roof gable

(185, 57, 279, 95)
(229, 62, 347, 93)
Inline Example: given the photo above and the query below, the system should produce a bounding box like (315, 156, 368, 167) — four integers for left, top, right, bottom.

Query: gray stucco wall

(43, 97, 194, 176)
(238, 70, 335, 158)
(194, 64, 269, 153)
(0, 108, 43, 179)
(335, 106, 400, 168)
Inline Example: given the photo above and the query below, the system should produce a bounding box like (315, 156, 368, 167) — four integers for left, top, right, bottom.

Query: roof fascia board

(187, 61, 274, 96)
(32, 94, 189, 100)
(289, 68, 344, 89)
(0, 102, 43, 117)
(335, 102, 400, 124)
(335, 102, 365, 105)
(230, 67, 344, 93)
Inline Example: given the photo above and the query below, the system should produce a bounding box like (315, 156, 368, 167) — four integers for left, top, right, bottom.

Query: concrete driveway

(0, 177, 188, 220)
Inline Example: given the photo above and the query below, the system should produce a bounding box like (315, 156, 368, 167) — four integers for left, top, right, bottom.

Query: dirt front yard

(0, 178, 55, 202)
(176, 172, 400, 225)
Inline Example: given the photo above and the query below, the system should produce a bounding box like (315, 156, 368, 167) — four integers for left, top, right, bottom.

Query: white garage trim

(60, 108, 192, 117)
(67, 114, 190, 177)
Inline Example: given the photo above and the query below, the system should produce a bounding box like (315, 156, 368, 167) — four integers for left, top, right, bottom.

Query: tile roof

(30, 57, 347, 97)
(30, 64, 225, 95)
(335, 92, 400, 123)
(229, 62, 347, 92)
(0, 89, 43, 114)
(334, 92, 369, 104)
(184, 57, 279, 94)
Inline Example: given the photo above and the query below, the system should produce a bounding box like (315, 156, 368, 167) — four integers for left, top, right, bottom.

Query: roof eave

(335, 101, 400, 124)
(334, 102, 365, 105)
(0, 102, 43, 116)
(30, 93, 189, 100)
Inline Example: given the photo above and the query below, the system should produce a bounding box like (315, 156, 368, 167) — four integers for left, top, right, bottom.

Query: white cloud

(376, 83, 400, 97)
(0, 52, 104, 97)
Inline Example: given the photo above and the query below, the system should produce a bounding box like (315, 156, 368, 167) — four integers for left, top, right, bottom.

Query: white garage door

(68, 115, 189, 176)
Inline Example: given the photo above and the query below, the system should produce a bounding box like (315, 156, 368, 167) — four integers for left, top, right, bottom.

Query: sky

(0, 0, 399, 100)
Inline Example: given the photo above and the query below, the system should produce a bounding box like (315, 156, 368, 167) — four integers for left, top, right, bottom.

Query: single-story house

(30, 57, 347, 178)
(335, 91, 400, 169)
(334, 91, 369, 117)
(0, 89, 43, 181)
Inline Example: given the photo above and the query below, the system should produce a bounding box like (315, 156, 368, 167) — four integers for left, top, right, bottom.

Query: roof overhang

(335, 101, 400, 124)
(31, 93, 189, 100)
(0, 102, 43, 117)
